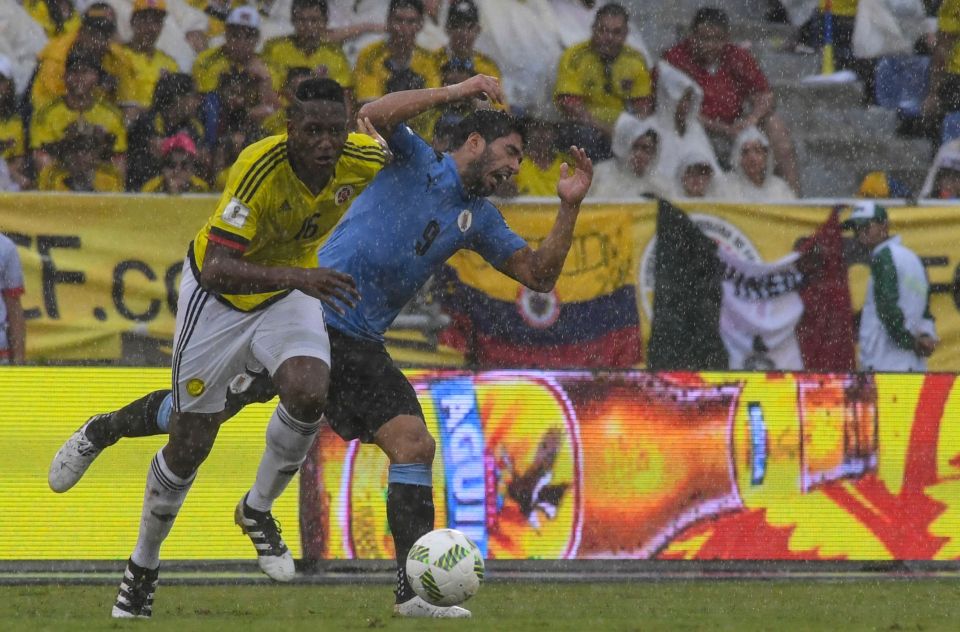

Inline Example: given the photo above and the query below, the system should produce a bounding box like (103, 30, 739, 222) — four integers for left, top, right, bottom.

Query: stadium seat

(874, 55, 930, 118)
(944, 112, 960, 145)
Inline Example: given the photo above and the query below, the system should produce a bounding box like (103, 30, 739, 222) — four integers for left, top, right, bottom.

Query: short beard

(463, 148, 495, 197)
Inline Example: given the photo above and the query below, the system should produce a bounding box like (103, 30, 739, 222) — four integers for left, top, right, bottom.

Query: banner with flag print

(648, 200, 855, 371)
(437, 208, 642, 368)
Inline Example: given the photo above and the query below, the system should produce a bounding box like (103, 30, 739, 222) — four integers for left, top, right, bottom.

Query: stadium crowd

(0, 0, 957, 200)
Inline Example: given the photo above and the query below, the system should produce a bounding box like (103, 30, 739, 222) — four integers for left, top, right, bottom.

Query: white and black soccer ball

(405, 528, 485, 607)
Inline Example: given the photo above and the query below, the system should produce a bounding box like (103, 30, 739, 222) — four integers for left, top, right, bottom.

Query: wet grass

(2, 580, 959, 631)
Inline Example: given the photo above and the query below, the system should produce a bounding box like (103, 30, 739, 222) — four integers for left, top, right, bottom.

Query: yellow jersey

(554, 41, 652, 129)
(117, 47, 180, 108)
(31, 33, 131, 112)
(37, 163, 124, 192)
(0, 115, 25, 160)
(142, 175, 211, 194)
(940, 0, 960, 75)
(261, 37, 354, 93)
(193, 47, 265, 94)
(432, 48, 502, 82)
(354, 41, 441, 102)
(30, 99, 127, 153)
(24, 0, 81, 38)
(516, 154, 566, 197)
(191, 132, 385, 311)
(821, 0, 858, 17)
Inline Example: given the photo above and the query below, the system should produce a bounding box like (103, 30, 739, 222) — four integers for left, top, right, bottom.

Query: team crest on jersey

(222, 198, 250, 228)
(335, 185, 354, 205)
(457, 209, 473, 233)
(517, 286, 560, 329)
(186, 379, 206, 397)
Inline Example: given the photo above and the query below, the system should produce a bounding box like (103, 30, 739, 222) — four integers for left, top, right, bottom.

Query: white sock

(131, 450, 195, 569)
(246, 403, 320, 513)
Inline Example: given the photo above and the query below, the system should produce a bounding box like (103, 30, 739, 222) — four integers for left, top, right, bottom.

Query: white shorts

(171, 261, 330, 414)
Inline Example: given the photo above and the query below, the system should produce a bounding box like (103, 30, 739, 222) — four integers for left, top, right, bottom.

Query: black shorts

(324, 327, 424, 443)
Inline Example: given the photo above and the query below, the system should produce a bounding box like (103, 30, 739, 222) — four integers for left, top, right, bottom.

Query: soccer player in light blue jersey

(314, 74, 592, 617)
(48, 74, 594, 619)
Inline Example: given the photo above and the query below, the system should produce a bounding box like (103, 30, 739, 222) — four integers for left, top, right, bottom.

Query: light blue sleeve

(387, 124, 436, 168)
(469, 201, 528, 269)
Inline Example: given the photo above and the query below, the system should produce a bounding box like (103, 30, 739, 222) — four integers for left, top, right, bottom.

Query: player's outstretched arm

(357, 74, 505, 138)
(201, 242, 360, 313)
(499, 146, 593, 293)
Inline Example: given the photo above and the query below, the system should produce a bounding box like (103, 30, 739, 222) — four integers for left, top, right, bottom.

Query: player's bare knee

(278, 385, 326, 421)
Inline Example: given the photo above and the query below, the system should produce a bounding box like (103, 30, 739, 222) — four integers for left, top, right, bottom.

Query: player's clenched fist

(295, 267, 360, 313)
(446, 74, 505, 106)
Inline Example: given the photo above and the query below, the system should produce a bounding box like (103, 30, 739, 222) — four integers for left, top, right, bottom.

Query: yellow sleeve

(354, 44, 385, 102)
(624, 54, 652, 98)
(323, 48, 355, 89)
(192, 49, 223, 94)
(99, 105, 128, 153)
(474, 55, 502, 81)
(413, 48, 442, 89)
(941, 0, 960, 34)
(340, 133, 386, 182)
(29, 103, 62, 149)
(208, 139, 286, 248)
(141, 176, 164, 193)
(554, 45, 585, 98)
(37, 165, 64, 191)
(0, 119, 24, 159)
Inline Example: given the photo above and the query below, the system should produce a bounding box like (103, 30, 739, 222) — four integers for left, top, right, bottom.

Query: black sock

(387, 482, 434, 603)
(84, 390, 171, 448)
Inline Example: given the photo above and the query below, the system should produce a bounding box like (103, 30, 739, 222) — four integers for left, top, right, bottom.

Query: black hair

(285, 66, 314, 86)
(388, 0, 424, 17)
(152, 72, 194, 110)
(595, 2, 628, 23)
(293, 77, 345, 104)
(450, 109, 524, 150)
(65, 51, 100, 74)
(291, 0, 328, 18)
(692, 7, 729, 30)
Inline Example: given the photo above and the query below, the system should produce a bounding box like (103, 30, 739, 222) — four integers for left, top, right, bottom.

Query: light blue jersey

(319, 125, 527, 341)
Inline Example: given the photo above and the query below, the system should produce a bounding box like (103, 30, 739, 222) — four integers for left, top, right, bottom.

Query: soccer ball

(405, 528, 484, 607)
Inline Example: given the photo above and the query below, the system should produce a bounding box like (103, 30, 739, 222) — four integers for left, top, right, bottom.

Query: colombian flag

(437, 208, 642, 368)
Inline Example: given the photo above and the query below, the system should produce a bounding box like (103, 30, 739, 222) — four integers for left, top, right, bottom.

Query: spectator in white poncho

(919, 141, 960, 199)
(729, 126, 797, 202)
(589, 112, 669, 199)
(673, 149, 730, 199)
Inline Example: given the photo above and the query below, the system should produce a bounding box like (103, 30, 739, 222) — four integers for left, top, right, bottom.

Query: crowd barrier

(1, 368, 956, 561)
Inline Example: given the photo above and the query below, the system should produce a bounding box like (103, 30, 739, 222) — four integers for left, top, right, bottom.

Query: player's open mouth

(490, 170, 510, 186)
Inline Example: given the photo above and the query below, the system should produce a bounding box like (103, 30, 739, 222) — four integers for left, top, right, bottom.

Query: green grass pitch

(3, 581, 959, 631)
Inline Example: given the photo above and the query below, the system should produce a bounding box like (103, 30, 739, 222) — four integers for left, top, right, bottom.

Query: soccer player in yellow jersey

(98, 78, 386, 618)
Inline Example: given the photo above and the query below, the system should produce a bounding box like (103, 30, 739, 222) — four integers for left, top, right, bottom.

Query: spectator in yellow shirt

(432, 0, 502, 88)
(37, 121, 124, 192)
(554, 2, 653, 159)
(192, 6, 280, 123)
(30, 52, 127, 178)
(141, 132, 210, 194)
(0, 57, 29, 190)
(117, 0, 179, 124)
(24, 0, 81, 38)
(514, 118, 567, 197)
(262, 0, 355, 114)
(355, 0, 439, 100)
(31, 3, 132, 113)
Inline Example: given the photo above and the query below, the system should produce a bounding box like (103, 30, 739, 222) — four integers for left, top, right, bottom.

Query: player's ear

(468, 131, 485, 155)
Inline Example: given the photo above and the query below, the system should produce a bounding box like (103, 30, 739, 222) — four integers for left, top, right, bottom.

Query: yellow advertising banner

(2, 194, 959, 369)
(1, 368, 957, 561)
